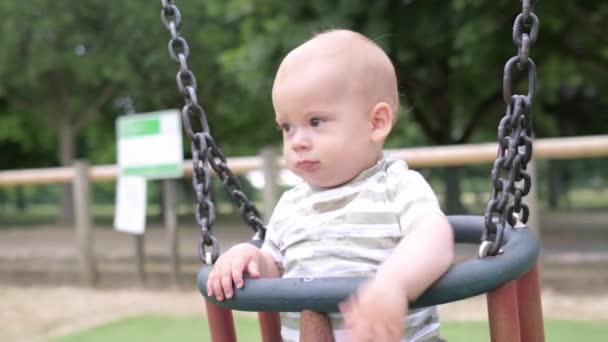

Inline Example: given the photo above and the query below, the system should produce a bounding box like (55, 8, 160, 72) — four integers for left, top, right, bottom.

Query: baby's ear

(369, 102, 393, 142)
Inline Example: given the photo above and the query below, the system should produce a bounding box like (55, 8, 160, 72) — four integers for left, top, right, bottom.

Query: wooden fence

(1, 134, 607, 286)
(2, 135, 608, 185)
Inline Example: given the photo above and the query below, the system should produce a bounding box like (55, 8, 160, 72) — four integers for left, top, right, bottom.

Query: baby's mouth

(296, 160, 319, 171)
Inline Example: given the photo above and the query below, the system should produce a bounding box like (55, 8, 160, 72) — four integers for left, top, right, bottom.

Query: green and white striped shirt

(262, 157, 444, 341)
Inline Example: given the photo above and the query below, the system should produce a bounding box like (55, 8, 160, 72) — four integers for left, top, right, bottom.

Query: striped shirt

(262, 156, 444, 341)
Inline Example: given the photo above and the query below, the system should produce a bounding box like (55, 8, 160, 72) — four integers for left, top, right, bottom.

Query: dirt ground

(1, 211, 607, 342)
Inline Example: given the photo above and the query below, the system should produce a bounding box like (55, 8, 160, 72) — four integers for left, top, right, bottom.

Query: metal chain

(480, 0, 539, 258)
(160, 0, 266, 264)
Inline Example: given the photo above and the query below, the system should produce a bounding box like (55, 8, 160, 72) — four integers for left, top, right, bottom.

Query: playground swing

(160, 0, 544, 341)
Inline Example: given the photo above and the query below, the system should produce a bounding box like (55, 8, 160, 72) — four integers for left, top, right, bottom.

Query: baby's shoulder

(383, 157, 415, 184)
(383, 157, 409, 175)
(382, 157, 432, 199)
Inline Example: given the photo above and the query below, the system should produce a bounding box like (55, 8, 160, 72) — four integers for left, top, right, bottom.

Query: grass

(52, 315, 608, 342)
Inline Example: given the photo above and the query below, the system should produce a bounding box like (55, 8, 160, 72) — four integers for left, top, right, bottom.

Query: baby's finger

(206, 270, 216, 296)
(231, 259, 246, 288)
(388, 324, 403, 341)
(246, 260, 261, 278)
(341, 300, 363, 331)
(372, 325, 395, 342)
(348, 320, 372, 342)
(339, 301, 354, 325)
(338, 300, 351, 314)
(210, 270, 225, 301)
(221, 269, 234, 299)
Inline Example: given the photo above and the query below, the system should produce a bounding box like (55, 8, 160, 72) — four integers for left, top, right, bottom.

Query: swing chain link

(161, 0, 266, 264)
(481, 0, 538, 258)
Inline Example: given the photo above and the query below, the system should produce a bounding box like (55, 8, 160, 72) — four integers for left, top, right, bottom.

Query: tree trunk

(445, 166, 467, 215)
(58, 119, 76, 224)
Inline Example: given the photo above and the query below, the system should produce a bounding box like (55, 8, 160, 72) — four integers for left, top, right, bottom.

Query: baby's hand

(206, 243, 263, 301)
(340, 274, 408, 342)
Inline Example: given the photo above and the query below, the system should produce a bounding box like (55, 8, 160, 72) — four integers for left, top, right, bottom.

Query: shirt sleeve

(390, 162, 444, 236)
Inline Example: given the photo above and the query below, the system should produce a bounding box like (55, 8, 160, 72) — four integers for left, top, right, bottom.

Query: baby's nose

(289, 129, 311, 150)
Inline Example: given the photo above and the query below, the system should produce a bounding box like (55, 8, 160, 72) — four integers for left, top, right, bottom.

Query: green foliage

(193, 0, 608, 149)
(0, 0, 606, 167)
(0, 1, 605, 214)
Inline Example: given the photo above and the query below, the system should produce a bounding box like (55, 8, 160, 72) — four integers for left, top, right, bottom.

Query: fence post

(259, 147, 282, 341)
(134, 234, 146, 285)
(72, 160, 98, 286)
(261, 147, 279, 219)
(163, 179, 180, 286)
(525, 156, 541, 237)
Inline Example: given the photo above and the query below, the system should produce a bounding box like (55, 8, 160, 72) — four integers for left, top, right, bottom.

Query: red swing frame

(203, 263, 544, 342)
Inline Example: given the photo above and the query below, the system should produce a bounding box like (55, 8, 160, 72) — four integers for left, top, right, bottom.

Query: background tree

(0, 1, 224, 220)
(1, 2, 132, 221)
(0, 0, 606, 216)
(198, 0, 608, 213)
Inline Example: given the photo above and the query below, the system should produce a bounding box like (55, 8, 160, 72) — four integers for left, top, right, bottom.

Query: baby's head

(272, 29, 399, 188)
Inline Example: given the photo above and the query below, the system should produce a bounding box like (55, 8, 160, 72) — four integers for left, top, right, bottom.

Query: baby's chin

(303, 174, 355, 189)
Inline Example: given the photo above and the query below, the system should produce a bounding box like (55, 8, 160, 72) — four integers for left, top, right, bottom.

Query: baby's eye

(310, 117, 323, 127)
(279, 123, 291, 133)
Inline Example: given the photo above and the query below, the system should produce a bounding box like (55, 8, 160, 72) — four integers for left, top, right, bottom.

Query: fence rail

(1, 135, 607, 186)
(2, 134, 607, 286)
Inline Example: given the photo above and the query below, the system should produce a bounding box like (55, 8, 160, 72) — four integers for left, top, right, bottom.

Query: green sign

(116, 110, 184, 179)
(118, 118, 161, 138)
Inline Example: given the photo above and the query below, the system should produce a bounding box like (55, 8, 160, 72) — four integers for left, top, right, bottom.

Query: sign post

(114, 110, 184, 285)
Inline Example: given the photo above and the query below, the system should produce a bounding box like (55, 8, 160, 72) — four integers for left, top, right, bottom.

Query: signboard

(116, 110, 184, 179)
(113, 176, 147, 235)
(114, 110, 183, 235)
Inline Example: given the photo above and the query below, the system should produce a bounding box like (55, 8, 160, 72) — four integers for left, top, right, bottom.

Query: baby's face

(273, 61, 380, 188)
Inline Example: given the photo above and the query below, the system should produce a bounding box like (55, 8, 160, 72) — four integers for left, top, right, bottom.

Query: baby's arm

(378, 213, 454, 301)
(341, 214, 454, 341)
(206, 243, 281, 301)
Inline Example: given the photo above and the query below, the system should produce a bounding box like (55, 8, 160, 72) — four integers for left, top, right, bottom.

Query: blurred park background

(0, 0, 607, 341)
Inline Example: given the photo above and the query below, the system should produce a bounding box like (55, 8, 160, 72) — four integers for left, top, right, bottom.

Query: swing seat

(197, 215, 539, 312)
